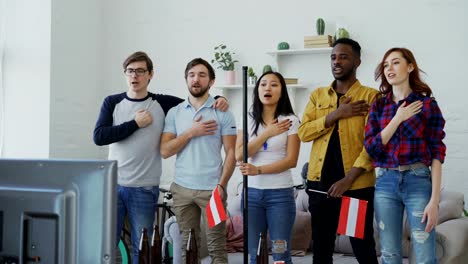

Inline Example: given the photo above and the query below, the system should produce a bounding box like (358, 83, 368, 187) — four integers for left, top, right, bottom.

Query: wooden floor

(203, 252, 409, 264)
(203, 252, 361, 264)
(117, 250, 410, 263)
(117, 252, 361, 264)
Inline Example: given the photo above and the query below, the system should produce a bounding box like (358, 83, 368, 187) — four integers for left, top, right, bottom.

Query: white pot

(248, 76, 257, 86)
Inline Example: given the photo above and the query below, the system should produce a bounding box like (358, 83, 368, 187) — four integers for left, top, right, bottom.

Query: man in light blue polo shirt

(160, 58, 236, 263)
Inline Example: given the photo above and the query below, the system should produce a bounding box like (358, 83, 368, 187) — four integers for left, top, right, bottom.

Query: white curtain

(0, 0, 6, 156)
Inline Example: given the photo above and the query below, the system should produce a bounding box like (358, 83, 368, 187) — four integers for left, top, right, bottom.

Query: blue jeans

(116, 185, 159, 264)
(375, 167, 436, 264)
(242, 187, 296, 264)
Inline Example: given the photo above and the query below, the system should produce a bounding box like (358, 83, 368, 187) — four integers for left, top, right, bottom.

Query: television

(0, 159, 117, 264)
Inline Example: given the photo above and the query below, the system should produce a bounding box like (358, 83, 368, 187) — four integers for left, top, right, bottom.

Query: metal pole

(242, 66, 249, 263)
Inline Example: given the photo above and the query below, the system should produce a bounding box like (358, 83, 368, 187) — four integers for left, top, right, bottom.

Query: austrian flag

(337, 196, 368, 239)
(206, 187, 227, 228)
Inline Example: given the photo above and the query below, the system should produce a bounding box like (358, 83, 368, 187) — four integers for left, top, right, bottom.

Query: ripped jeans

(242, 187, 296, 264)
(375, 166, 437, 264)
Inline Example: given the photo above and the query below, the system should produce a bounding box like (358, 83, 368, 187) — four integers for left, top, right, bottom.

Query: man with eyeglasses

(93, 51, 228, 264)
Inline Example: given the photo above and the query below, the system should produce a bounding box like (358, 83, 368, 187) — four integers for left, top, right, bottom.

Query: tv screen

(0, 159, 117, 264)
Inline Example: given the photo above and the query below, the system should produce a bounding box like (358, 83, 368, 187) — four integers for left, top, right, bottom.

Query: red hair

(375, 47, 433, 97)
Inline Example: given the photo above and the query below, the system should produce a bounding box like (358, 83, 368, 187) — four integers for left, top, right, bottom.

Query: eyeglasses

(124, 68, 148, 76)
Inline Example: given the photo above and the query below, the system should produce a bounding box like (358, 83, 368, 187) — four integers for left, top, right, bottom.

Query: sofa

(164, 173, 468, 263)
(333, 189, 468, 263)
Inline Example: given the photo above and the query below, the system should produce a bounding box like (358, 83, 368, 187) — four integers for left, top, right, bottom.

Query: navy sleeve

(154, 94, 184, 115)
(93, 94, 139, 146)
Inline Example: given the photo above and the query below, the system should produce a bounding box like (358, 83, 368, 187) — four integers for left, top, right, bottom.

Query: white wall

(49, 0, 105, 159)
(1, 0, 106, 159)
(2, 0, 467, 198)
(104, 0, 468, 197)
(2, 0, 51, 158)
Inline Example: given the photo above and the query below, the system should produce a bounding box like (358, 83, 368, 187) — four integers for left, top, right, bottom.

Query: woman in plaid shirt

(364, 47, 446, 264)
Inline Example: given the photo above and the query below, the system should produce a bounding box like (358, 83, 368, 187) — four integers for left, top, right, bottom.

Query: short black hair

(333, 38, 361, 58)
(184, 58, 216, 80)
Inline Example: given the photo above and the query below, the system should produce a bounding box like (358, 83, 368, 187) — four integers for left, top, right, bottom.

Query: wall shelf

(266, 47, 332, 56)
(263, 48, 331, 111)
(213, 48, 329, 114)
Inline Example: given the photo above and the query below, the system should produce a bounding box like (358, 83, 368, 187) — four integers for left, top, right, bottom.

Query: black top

(320, 92, 345, 190)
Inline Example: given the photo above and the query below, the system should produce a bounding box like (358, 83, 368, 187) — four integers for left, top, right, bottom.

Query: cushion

(290, 210, 312, 256)
(438, 191, 464, 224)
(225, 215, 244, 253)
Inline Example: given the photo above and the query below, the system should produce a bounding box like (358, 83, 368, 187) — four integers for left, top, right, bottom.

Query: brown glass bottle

(138, 227, 150, 264)
(150, 224, 162, 264)
(186, 228, 198, 264)
(256, 232, 268, 264)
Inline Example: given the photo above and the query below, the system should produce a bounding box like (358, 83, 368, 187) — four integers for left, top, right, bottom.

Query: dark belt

(387, 162, 427, 172)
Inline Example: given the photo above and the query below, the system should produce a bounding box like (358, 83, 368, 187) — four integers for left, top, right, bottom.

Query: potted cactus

(262, 65, 273, 73)
(335, 28, 350, 40)
(316, 18, 325, 35)
(211, 44, 239, 84)
(247, 67, 257, 85)
(277, 41, 290, 50)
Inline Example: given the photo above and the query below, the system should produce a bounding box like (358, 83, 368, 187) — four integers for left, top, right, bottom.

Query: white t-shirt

(238, 114, 300, 189)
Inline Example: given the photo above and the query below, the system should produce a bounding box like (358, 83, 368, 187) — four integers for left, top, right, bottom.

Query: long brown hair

(375, 47, 433, 97)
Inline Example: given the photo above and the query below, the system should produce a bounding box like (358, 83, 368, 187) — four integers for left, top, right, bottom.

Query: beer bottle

(256, 232, 268, 264)
(186, 228, 198, 264)
(138, 227, 150, 264)
(150, 224, 162, 264)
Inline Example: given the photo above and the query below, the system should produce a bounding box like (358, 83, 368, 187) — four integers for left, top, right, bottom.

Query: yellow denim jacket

(298, 80, 378, 190)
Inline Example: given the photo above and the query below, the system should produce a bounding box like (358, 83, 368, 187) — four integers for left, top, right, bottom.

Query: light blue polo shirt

(163, 95, 237, 190)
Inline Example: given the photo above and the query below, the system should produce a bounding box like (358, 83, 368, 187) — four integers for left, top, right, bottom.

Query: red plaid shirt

(365, 92, 446, 168)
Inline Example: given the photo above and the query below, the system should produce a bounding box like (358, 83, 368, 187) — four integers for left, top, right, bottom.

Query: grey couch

(164, 175, 468, 264)
(332, 190, 468, 263)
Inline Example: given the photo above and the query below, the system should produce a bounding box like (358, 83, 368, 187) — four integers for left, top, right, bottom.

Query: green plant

(335, 28, 350, 39)
(464, 209, 468, 217)
(211, 44, 238, 71)
(316, 18, 325, 35)
(248, 67, 256, 77)
(262, 65, 273, 73)
(277, 42, 290, 50)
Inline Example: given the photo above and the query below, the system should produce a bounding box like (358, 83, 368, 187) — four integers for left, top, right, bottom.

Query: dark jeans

(307, 181, 378, 264)
(116, 185, 159, 264)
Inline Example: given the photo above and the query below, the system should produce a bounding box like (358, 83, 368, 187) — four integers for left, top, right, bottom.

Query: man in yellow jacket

(298, 38, 378, 264)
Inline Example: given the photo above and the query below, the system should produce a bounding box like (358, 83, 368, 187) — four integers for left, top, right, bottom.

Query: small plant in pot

(211, 44, 239, 84)
(262, 65, 273, 73)
(247, 67, 257, 85)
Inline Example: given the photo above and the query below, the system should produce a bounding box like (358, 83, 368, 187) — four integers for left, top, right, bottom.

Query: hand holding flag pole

(206, 187, 227, 228)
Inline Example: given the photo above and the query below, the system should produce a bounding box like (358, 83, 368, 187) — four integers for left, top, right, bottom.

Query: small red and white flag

(337, 196, 368, 239)
(206, 187, 227, 228)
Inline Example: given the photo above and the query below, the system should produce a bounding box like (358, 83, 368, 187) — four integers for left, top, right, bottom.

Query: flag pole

(241, 66, 249, 263)
(308, 189, 329, 195)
